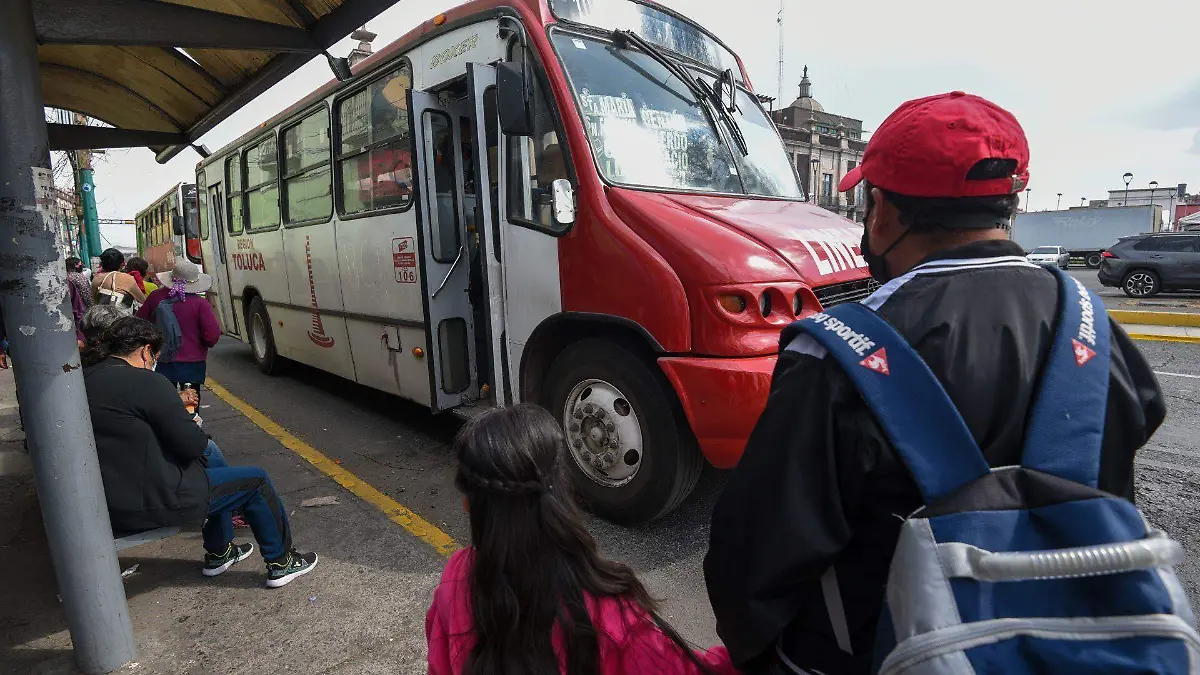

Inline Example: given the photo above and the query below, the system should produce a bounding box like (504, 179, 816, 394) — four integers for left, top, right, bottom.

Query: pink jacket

(426, 548, 738, 675)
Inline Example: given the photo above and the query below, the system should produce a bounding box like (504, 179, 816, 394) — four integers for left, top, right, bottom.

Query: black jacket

(84, 358, 210, 534)
(704, 241, 1165, 675)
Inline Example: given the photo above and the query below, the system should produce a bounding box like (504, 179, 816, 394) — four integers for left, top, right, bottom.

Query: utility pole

(0, 2, 137, 672)
(777, 0, 785, 106)
(74, 112, 102, 265)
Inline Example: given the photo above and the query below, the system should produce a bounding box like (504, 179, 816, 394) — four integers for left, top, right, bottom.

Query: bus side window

(282, 108, 333, 225)
(505, 51, 570, 233)
(227, 154, 245, 235)
(335, 63, 413, 215)
(245, 135, 280, 232)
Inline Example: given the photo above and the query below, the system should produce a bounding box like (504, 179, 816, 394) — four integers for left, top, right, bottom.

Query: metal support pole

(0, 2, 136, 673)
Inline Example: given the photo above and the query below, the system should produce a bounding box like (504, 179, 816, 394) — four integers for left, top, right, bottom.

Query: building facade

(769, 67, 867, 222)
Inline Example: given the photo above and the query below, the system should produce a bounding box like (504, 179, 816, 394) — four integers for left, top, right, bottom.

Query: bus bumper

(658, 354, 777, 469)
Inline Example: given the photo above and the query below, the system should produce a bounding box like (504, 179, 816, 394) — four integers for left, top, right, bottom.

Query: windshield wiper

(700, 70, 748, 156)
(610, 30, 748, 156)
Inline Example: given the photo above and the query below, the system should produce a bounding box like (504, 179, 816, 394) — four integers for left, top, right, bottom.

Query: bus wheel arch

(523, 316, 703, 523)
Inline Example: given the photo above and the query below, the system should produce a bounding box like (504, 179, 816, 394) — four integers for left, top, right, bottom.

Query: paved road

(205, 334, 1200, 649)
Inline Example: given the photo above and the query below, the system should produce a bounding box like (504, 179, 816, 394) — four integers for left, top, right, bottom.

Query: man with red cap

(705, 92, 1165, 675)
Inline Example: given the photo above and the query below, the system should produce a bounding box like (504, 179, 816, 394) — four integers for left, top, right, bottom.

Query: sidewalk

(0, 369, 447, 674)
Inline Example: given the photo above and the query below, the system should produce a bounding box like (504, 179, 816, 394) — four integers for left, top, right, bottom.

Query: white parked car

(1026, 246, 1070, 270)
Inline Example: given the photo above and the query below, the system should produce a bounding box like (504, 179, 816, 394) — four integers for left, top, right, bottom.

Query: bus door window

(336, 65, 414, 215)
(197, 172, 209, 242)
(483, 87, 500, 260)
(183, 185, 201, 263)
(505, 48, 571, 233)
(226, 155, 245, 235)
(426, 111, 461, 263)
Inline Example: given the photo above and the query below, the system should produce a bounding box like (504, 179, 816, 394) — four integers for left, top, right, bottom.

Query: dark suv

(1098, 233, 1200, 297)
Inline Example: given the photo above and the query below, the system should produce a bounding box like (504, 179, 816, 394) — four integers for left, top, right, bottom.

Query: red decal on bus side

(304, 235, 335, 348)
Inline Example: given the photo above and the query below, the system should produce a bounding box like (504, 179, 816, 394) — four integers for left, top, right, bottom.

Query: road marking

(1154, 371, 1200, 380)
(1128, 333, 1200, 345)
(205, 378, 460, 558)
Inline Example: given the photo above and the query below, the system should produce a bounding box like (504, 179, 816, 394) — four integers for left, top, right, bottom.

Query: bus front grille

(813, 277, 880, 309)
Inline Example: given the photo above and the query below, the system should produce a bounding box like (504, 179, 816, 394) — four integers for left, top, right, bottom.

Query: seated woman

(82, 316, 317, 587)
(426, 404, 736, 675)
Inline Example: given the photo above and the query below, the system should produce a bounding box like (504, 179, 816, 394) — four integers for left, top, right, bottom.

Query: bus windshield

(553, 32, 801, 199)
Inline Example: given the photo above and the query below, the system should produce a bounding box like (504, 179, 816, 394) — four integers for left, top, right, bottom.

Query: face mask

(860, 201, 912, 283)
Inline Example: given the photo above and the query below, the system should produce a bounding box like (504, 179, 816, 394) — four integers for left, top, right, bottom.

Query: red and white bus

(135, 182, 201, 274)
(194, 0, 870, 522)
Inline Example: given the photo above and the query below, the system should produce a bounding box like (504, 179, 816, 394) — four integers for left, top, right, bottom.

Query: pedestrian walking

(91, 248, 145, 311)
(65, 256, 93, 310)
(426, 404, 735, 675)
(705, 92, 1170, 675)
(82, 316, 317, 587)
(136, 259, 219, 397)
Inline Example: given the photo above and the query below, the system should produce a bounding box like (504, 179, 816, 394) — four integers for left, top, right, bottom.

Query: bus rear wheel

(543, 339, 702, 524)
(247, 297, 285, 375)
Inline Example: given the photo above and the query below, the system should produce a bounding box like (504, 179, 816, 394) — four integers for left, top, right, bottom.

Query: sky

(86, 0, 1200, 248)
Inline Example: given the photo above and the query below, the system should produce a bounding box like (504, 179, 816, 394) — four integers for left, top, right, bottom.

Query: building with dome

(770, 67, 867, 222)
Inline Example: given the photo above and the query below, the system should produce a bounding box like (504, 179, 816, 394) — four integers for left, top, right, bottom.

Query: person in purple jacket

(136, 260, 220, 396)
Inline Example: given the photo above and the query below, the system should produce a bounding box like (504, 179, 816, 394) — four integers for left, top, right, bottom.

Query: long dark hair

(453, 404, 708, 675)
(81, 316, 162, 367)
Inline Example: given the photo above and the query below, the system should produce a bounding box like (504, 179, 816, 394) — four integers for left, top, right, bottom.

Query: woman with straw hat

(136, 259, 219, 395)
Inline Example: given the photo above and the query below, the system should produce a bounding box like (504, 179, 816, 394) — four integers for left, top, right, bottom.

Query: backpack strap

(791, 303, 990, 503)
(1019, 268, 1111, 487)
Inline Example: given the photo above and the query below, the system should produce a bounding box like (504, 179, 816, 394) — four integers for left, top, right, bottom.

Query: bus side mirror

(172, 212, 184, 236)
(551, 178, 575, 226)
(497, 62, 533, 136)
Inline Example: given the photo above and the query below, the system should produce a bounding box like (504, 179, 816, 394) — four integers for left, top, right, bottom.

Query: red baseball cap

(839, 91, 1030, 198)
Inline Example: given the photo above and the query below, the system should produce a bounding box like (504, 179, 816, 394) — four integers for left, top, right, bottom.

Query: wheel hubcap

(251, 314, 267, 360)
(562, 379, 643, 488)
(1126, 273, 1155, 297)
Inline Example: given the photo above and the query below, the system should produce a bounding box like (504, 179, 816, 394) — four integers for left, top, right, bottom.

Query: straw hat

(156, 259, 212, 294)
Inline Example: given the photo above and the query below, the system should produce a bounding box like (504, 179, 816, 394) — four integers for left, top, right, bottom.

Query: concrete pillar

(0, 1, 137, 672)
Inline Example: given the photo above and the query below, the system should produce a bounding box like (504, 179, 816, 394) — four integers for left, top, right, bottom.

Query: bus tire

(543, 339, 703, 524)
(247, 297, 285, 375)
(1086, 252, 1103, 268)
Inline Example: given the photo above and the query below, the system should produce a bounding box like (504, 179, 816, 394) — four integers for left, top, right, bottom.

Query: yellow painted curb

(1126, 333, 1200, 344)
(205, 378, 460, 558)
(1108, 310, 1200, 328)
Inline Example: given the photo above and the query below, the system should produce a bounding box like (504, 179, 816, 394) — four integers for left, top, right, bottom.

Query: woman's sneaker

(202, 542, 255, 577)
(265, 550, 318, 588)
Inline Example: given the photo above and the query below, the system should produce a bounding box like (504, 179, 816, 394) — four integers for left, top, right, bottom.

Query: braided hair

(80, 316, 162, 367)
(453, 404, 711, 675)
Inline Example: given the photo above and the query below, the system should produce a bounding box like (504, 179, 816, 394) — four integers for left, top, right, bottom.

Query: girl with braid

(426, 404, 736, 675)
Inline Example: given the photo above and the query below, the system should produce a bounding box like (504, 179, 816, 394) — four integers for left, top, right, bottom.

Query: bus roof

(197, 0, 745, 170)
(197, 0, 543, 171)
(134, 182, 191, 219)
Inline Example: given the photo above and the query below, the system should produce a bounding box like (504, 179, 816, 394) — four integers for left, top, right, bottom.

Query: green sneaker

(202, 542, 254, 577)
(265, 550, 318, 588)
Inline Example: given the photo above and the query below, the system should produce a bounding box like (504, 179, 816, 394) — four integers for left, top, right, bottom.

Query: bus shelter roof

(34, 0, 397, 162)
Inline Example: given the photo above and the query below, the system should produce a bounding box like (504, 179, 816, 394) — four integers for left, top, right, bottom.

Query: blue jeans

(202, 440, 226, 467)
(202, 445, 291, 561)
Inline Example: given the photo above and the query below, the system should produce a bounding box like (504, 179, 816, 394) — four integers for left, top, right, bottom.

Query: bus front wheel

(248, 297, 285, 375)
(543, 339, 703, 524)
